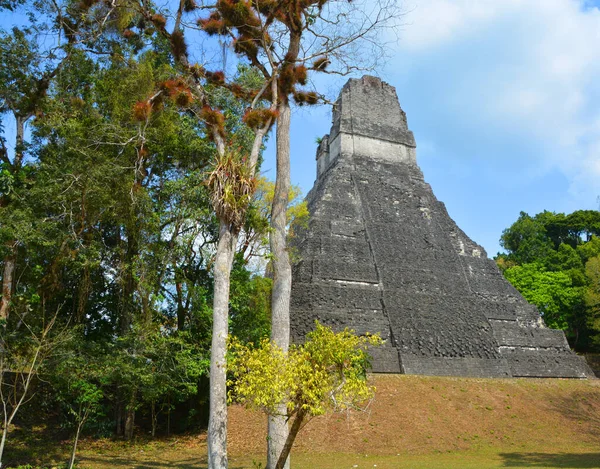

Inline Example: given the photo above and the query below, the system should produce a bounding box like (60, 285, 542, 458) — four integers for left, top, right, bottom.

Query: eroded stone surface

(291, 76, 593, 378)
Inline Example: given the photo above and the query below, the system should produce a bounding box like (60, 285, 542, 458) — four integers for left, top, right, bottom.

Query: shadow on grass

(3, 427, 70, 468)
(500, 452, 600, 468)
(81, 455, 248, 469)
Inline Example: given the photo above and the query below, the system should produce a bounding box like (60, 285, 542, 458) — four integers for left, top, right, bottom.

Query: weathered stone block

(401, 355, 511, 378)
(370, 346, 402, 373)
(380, 266, 470, 296)
(490, 320, 570, 349)
(291, 284, 381, 311)
(500, 348, 592, 378)
(318, 239, 373, 265)
(312, 260, 379, 283)
(331, 219, 365, 238)
(290, 308, 391, 342)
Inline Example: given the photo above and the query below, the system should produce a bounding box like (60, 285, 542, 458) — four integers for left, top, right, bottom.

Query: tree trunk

(68, 411, 85, 469)
(0, 242, 16, 324)
(175, 279, 186, 331)
(275, 410, 306, 469)
(75, 264, 90, 323)
(120, 224, 138, 335)
(0, 406, 9, 467)
(124, 408, 135, 440)
(267, 101, 292, 469)
(167, 397, 171, 437)
(13, 116, 24, 170)
(115, 401, 124, 437)
(140, 290, 151, 325)
(151, 400, 157, 438)
(208, 220, 238, 469)
(0, 115, 25, 326)
(124, 391, 136, 440)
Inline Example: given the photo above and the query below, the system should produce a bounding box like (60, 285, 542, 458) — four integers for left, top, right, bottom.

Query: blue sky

(262, 0, 600, 256)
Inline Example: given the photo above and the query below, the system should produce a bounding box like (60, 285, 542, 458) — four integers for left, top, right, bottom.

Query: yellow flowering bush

(227, 322, 382, 469)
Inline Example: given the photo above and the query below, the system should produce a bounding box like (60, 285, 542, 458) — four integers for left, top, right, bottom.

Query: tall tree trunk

(124, 402, 135, 440)
(75, 264, 90, 323)
(208, 220, 238, 469)
(267, 101, 292, 469)
(175, 278, 186, 331)
(0, 242, 16, 324)
(120, 224, 138, 335)
(123, 389, 137, 441)
(275, 409, 306, 469)
(151, 400, 157, 438)
(140, 290, 151, 325)
(204, 101, 270, 469)
(115, 401, 124, 437)
(13, 116, 24, 170)
(124, 409, 135, 440)
(0, 115, 25, 326)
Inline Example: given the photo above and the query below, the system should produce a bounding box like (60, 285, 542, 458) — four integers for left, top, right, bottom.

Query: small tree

(228, 322, 382, 469)
(0, 308, 61, 467)
(66, 380, 102, 469)
(52, 356, 104, 469)
(105, 323, 208, 440)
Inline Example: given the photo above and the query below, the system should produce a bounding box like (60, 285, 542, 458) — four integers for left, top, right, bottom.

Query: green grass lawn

(75, 446, 600, 469)
(282, 450, 600, 469)
(6, 430, 600, 468)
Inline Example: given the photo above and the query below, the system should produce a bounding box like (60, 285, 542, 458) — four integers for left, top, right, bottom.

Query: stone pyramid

(290, 76, 592, 378)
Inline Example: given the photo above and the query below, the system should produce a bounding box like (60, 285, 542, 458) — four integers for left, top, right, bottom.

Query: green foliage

(577, 236, 600, 263)
(51, 337, 104, 400)
(500, 212, 554, 265)
(584, 256, 600, 349)
(110, 323, 208, 404)
(46, 322, 210, 440)
(253, 177, 309, 231)
(49, 334, 106, 446)
(0, 164, 14, 196)
(229, 254, 271, 345)
(0, 27, 45, 115)
(503, 263, 583, 330)
(239, 177, 309, 265)
(498, 209, 600, 350)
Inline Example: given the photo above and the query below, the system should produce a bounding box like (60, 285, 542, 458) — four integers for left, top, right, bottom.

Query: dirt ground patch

(227, 374, 600, 455)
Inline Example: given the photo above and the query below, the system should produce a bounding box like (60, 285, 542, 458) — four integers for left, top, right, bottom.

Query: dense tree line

(496, 210, 600, 351)
(0, 3, 281, 464)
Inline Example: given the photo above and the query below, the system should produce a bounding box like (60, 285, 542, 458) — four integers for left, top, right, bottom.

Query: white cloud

(394, 0, 600, 204)
(400, 0, 522, 51)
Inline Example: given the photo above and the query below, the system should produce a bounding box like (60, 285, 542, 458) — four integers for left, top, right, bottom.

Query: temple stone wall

(291, 76, 593, 379)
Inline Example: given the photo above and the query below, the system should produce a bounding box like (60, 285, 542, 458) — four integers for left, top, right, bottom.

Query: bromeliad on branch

(206, 148, 257, 233)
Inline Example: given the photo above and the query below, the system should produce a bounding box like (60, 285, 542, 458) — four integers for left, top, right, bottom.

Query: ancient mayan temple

(290, 76, 593, 378)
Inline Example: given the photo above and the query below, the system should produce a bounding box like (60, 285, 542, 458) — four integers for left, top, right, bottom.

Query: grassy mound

(231, 374, 600, 453)
(10, 374, 600, 468)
